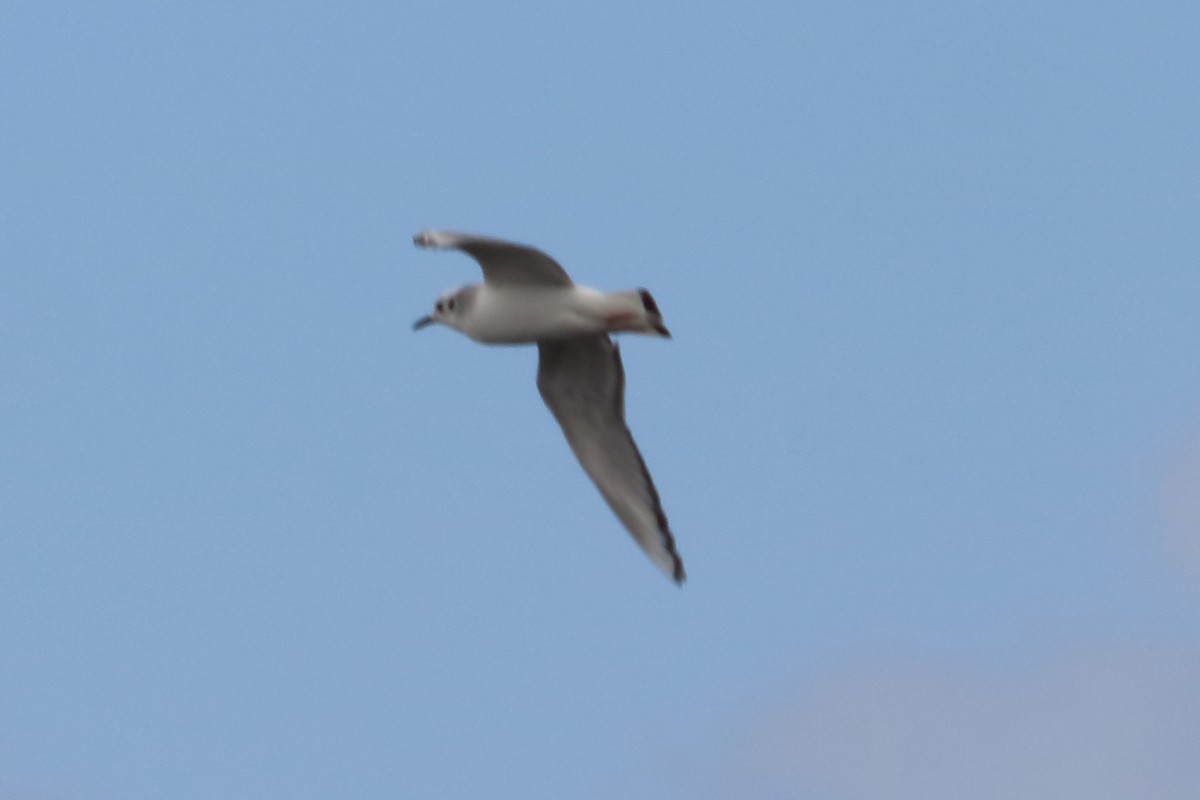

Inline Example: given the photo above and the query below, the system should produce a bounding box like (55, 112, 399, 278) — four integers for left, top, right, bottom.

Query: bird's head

(413, 286, 474, 333)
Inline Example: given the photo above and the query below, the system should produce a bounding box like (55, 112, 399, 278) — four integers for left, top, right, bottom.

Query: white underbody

(459, 284, 650, 344)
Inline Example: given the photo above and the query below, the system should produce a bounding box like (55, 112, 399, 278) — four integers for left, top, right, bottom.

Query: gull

(412, 230, 686, 584)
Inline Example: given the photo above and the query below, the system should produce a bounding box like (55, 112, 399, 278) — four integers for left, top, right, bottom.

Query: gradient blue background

(3, 2, 1199, 798)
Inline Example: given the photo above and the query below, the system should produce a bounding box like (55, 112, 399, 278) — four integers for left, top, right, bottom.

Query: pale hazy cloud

(705, 645, 1200, 800)
(1161, 424, 1200, 585)
(679, 425, 1200, 800)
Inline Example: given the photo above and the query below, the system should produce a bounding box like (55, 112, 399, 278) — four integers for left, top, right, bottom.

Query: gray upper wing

(536, 335, 685, 583)
(413, 230, 573, 288)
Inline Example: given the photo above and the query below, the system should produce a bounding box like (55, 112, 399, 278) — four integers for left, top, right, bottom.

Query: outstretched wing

(536, 335, 685, 584)
(414, 230, 574, 288)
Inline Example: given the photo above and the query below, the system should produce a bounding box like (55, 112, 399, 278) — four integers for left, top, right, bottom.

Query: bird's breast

(464, 286, 611, 343)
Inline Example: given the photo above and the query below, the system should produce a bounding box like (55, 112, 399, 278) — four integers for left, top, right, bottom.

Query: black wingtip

(638, 288, 661, 315)
(638, 289, 671, 338)
(639, 445, 685, 586)
(664, 536, 686, 585)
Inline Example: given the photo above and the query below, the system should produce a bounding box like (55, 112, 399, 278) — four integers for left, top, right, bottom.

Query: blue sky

(3, 1, 1199, 798)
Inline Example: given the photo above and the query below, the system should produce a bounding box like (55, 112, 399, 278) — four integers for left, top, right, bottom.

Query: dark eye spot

(447, 297, 456, 311)
(435, 300, 444, 313)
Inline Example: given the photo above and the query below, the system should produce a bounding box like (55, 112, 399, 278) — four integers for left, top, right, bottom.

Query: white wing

(536, 335, 685, 583)
(414, 230, 574, 288)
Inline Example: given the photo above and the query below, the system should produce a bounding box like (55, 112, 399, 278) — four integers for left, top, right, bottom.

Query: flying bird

(412, 230, 685, 584)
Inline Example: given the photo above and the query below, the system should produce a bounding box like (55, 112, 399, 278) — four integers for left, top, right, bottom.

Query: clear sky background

(3, 2, 1199, 798)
